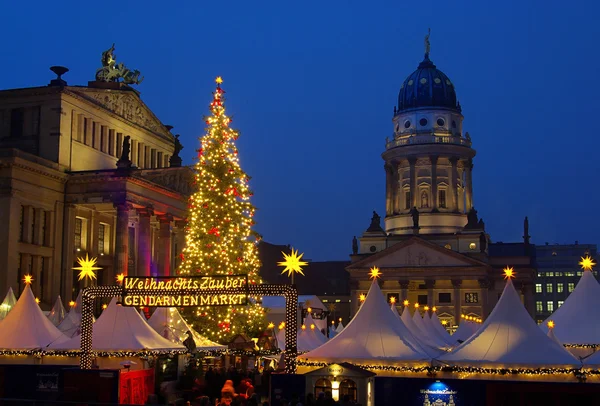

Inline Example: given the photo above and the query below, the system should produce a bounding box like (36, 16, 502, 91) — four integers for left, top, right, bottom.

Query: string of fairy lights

(176, 77, 265, 341)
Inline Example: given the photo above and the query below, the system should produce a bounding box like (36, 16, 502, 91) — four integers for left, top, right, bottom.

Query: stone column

(478, 278, 490, 318)
(452, 279, 462, 324)
(113, 202, 130, 275)
(409, 157, 417, 208)
(450, 157, 459, 212)
(137, 208, 153, 276)
(430, 155, 439, 211)
(157, 215, 173, 276)
(89, 210, 98, 256)
(350, 280, 360, 316)
(31, 255, 42, 300)
(394, 164, 401, 213)
(384, 164, 393, 216)
(465, 159, 474, 212)
(426, 279, 435, 308)
(20, 253, 31, 295)
(61, 204, 76, 300)
(399, 280, 410, 303)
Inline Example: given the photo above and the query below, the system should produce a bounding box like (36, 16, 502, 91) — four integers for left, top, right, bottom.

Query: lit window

(547, 301, 554, 312)
(555, 272, 562, 277)
(547, 272, 554, 277)
(568, 283, 575, 292)
(577, 271, 583, 276)
(536, 301, 543, 312)
(469, 242, 476, 250)
(98, 223, 106, 254)
(557, 301, 564, 308)
(557, 283, 564, 293)
(546, 283, 553, 293)
(537, 272, 544, 277)
(535, 284, 542, 293)
(464, 293, 479, 303)
(74, 218, 83, 250)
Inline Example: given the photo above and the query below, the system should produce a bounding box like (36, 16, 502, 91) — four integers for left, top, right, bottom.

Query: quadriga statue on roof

(95, 44, 144, 85)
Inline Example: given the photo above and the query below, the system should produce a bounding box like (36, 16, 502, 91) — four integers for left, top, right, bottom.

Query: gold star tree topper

(73, 254, 102, 281)
(369, 266, 382, 279)
(215, 76, 223, 84)
(278, 248, 308, 283)
(503, 266, 515, 279)
(579, 256, 596, 271)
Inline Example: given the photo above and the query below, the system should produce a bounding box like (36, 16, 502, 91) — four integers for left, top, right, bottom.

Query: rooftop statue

(424, 28, 431, 57)
(95, 44, 144, 85)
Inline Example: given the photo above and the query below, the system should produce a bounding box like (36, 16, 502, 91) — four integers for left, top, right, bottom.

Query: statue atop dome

(424, 28, 431, 57)
(95, 44, 144, 85)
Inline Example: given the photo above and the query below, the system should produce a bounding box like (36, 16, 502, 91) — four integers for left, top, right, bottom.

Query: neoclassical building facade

(348, 46, 535, 327)
(0, 63, 190, 307)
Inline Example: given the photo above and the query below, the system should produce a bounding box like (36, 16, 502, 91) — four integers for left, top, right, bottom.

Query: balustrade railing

(386, 134, 471, 149)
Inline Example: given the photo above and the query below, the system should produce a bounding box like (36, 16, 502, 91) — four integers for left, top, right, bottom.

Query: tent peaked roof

(336, 321, 345, 333)
(0, 287, 17, 320)
(423, 312, 454, 347)
(541, 270, 600, 345)
(301, 279, 432, 363)
(48, 296, 66, 326)
(304, 313, 327, 344)
(57, 291, 89, 338)
(401, 307, 421, 338)
(51, 298, 183, 351)
(439, 279, 580, 367)
(0, 285, 68, 349)
(147, 307, 225, 350)
(391, 304, 401, 320)
(412, 310, 447, 349)
(431, 312, 454, 345)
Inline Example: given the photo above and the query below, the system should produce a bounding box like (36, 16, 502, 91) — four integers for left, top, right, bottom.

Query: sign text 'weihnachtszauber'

(122, 275, 249, 307)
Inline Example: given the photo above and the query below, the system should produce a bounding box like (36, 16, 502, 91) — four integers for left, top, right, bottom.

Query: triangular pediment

(350, 237, 487, 269)
(67, 88, 171, 137)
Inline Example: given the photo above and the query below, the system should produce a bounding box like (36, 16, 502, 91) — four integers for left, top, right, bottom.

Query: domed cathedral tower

(383, 43, 475, 235)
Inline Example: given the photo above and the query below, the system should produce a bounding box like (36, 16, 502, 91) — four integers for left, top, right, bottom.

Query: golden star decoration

(310, 324, 315, 330)
(441, 320, 448, 326)
(35, 297, 40, 304)
(116, 273, 125, 283)
(278, 248, 308, 278)
(389, 296, 396, 304)
(503, 266, 515, 279)
(579, 256, 596, 271)
(267, 322, 275, 329)
(432, 306, 437, 312)
(23, 274, 33, 285)
(369, 267, 382, 279)
(301, 325, 306, 330)
(102, 304, 108, 309)
(69, 301, 76, 307)
(403, 299, 409, 307)
(73, 254, 102, 281)
(215, 76, 223, 84)
(547, 320, 555, 329)
(414, 303, 420, 308)
(424, 306, 430, 311)
(338, 318, 342, 322)
(359, 293, 366, 302)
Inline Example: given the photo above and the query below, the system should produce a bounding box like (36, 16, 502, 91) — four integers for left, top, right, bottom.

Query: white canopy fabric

(439, 279, 580, 367)
(430, 312, 454, 345)
(57, 291, 89, 338)
(276, 327, 286, 349)
(301, 279, 432, 363)
(409, 308, 446, 349)
(400, 306, 421, 338)
(297, 327, 320, 352)
(335, 321, 345, 333)
(47, 296, 66, 326)
(391, 304, 402, 320)
(139, 308, 146, 319)
(304, 313, 327, 344)
(0, 285, 68, 349)
(0, 287, 17, 320)
(451, 320, 479, 343)
(547, 327, 563, 347)
(147, 307, 225, 351)
(541, 270, 600, 345)
(423, 312, 454, 347)
(51, 298, 183, 351)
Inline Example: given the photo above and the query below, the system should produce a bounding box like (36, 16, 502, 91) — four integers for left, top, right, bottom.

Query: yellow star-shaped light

(338, 318, 342, 322)
(310, 324, 315, 330)
(23, 274, 33, 285)
(359, 293, 366, 302)
(432, 306, 437, 312)
(102, 303, 108, 309)
(307, 307, 312, 313)
(69, 300, 76, 307)
(278, 322, 285, 330)
(215, 76, 223, 84)
(403, 300, 409, 307)
(331, 320, 335, 325)
(414, 303, 420, 308)
(301, 324, 306, 330)
(389, 296, 396, 304)
(267, 322, 275, 329)
(73, 254, 101, 281)
(441, 320, 448, 326)
(547, 320, 555, 329)
(424, 305, 430, 311)
(579, 256, 596, 271)
(35, 297, 40, 304)
(116, 273, 125, 283)
(503, 266, 515, 279)
(278, 248, 308, 278)
(369, 267, 382, 279)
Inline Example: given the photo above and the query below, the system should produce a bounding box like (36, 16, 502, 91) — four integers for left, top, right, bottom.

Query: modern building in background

(347, 43, 536, 327)
(533, 242, 598, 324)
(0, 51, 190, 307)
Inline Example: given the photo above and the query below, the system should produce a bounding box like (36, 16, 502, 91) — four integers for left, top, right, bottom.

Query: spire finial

(424, 28, 431, 58)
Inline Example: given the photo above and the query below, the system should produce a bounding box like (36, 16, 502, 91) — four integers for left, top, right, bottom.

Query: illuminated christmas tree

(178, 77, 265, 342)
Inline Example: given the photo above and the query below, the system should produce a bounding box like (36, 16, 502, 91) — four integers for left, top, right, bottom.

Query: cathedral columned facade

(0, 52, 190, 308)
(348, 45, 536, 328)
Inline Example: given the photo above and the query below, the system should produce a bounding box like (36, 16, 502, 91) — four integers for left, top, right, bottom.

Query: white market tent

(541, 269, 600, 345)
(430, 311, 454, 346)
(335, 321, 345, 333)
(57, 291, 87, 338)
(51, 298, 183, 351)
(401, 307, 443, 350)
(0, 287, 17, 320)
(304, 313, 327, 344)
(147, 307, 225, 351)
(301, 279, 433, 363)
(263, 295, 328, 332)
(0, 285, 68, 349)
(439, 278, 581, 367)
(47, 295, 66, 326)
(390, 304, 402, 320)
(412, 309, 448, 348)
(451, 319, 479, 343)
(422, 311, 454, 347)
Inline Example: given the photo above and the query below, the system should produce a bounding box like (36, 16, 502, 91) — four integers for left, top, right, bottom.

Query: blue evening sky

(2, 1, 598, 260)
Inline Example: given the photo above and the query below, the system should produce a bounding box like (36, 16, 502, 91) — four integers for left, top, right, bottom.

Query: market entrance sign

(122, 275, 249, 307)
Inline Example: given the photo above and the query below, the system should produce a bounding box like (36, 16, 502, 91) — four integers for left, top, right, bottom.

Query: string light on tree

(177, 76, 265, 342)
(278, 248, 308, 284)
